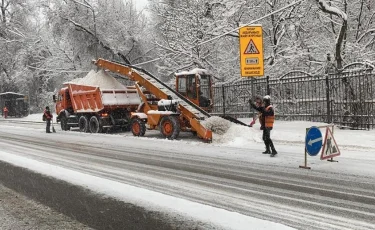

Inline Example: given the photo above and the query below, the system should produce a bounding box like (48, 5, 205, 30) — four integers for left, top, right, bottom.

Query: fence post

(266, 75, 270, 95)
(222, 85, 225, 116)
(325, 75, 331, 123)
(251, 78, 255, 117)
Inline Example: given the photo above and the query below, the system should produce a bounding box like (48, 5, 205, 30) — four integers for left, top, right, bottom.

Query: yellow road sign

(239, 26, 264, 77)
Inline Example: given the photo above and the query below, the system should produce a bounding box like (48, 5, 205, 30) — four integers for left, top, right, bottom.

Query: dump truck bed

(67, 83, 141, 113)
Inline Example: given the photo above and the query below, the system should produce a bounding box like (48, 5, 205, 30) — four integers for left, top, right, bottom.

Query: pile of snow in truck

(70, 70, 127, 90)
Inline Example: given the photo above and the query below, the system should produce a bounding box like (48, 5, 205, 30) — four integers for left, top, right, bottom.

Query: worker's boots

(270, 144, 277, 157)
(262, 147, 271, 154)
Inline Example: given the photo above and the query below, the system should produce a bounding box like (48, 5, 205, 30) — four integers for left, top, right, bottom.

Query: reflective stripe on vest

(264, 105, 275, 128)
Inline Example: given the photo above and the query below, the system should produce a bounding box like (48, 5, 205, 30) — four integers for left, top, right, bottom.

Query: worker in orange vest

(3, 106, 8, 118)
(249, 95, 277, 157)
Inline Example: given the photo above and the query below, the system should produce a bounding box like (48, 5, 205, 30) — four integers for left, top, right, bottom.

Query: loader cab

(175, 69, 213, 112)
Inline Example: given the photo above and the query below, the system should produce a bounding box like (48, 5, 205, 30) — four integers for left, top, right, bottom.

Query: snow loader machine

(93, 58, 214, 141)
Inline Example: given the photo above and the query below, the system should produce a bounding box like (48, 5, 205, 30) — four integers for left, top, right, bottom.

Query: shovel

(52, 121, 56, 133)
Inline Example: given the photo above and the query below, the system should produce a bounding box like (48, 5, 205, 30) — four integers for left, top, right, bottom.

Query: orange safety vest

(264, 105, 275, 128)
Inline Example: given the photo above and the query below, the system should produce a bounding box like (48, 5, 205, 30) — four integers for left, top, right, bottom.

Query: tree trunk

(315, 0, 348, 70)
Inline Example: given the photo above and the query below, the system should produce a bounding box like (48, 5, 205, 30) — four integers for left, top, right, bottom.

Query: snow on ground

(4, 114, 375, 151)
(202, 116, 375, 153)
(19, 113, 44, 122)
(202, 116, 232, 135)
(0, 151, 295, 230)
(0, 119, 375, 228)
(238, 118, 375, 151)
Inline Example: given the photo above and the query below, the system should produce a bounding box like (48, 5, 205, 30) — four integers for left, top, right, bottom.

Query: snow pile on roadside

(23, 113, 43, 122)
(213, 123, 260, 146)
(202, 116, 260, 145)
(74, 70, 126, 90)
(202, 116, 232, 135)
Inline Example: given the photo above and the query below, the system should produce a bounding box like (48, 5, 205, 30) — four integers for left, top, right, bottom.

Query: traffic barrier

(299, 124, 341, 169)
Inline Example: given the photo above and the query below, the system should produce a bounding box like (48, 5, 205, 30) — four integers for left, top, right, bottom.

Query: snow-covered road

(0, 120, 375, 229)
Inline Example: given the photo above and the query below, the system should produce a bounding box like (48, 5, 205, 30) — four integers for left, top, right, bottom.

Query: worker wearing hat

(43, 106, 53, 133)
(249, 95, 277, 157)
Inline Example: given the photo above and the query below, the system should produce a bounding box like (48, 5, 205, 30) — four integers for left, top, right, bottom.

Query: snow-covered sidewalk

(214, 118, 375, 151)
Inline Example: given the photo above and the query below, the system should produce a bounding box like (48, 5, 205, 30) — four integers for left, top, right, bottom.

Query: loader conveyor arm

(94, 59, 212, 141)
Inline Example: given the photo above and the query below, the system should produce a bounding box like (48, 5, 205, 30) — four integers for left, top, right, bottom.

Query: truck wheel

(131, 118, 146, 136)
(79, 116, 89, 133)
(160, 116, 180, 140)
(60, 116, 69, 131)
(89, 116, 102, 133)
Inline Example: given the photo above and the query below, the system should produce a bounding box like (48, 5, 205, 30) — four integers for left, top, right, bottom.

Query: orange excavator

(93, 59, 213, 141)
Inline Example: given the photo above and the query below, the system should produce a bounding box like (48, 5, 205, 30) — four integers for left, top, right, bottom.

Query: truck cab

(175, 69, 213, 112)
(54, 88, 73, 122)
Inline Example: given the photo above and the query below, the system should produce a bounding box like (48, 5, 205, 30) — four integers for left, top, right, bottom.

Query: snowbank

(202, 116, 259, 146)
(239, 118, 375, 151)
(202, 116, 232, 135)
(25, 113, 43, 122)
(2, 113, 44, 123)
(214, 123, 260, 146)
(70, 70, 126, 90)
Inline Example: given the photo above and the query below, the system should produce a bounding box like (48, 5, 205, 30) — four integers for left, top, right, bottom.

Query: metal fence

(212, 63, 375, 130)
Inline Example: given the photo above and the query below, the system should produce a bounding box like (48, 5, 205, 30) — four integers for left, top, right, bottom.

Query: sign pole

(251, 77, 255, 117)
(299, 127, 311, 169)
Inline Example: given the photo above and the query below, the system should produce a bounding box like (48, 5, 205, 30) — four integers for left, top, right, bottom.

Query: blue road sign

(305, 126, 323, 156)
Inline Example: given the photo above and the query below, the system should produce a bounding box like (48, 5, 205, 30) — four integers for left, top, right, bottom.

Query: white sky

(134, 0, 148, 10)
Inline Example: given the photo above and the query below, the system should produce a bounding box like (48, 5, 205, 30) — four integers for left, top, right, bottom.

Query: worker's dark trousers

(262, 128, 276, 152)
(46, 120, 51, 133)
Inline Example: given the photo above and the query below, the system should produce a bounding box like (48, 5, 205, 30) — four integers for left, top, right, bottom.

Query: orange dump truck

(54, 82, 141, 133)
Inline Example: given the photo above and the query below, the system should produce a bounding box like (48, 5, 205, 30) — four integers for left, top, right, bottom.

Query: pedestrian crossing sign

(320, 127, 341, 160)
(239, 25, 264, 77)
(244, 39, 260, 54)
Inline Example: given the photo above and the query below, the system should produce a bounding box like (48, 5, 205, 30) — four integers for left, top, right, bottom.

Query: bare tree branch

(62, 17, 131, 64)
